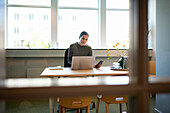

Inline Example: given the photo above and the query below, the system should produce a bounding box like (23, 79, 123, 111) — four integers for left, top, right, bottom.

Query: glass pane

(58, 0, 98, 8)
(106, 11, 129, 49)
(58, 9, 98, 48)
(8, 7, 51, 48)
(8, 0, 51, 6)
(148, 0, 170, 78)
(106, 0, 129, 9)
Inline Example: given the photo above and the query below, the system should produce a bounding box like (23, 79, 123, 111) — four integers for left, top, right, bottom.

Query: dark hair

(80, 31, 89, 37)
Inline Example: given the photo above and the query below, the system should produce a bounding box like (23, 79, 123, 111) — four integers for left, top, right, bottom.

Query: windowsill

(6, 49, 153, 58)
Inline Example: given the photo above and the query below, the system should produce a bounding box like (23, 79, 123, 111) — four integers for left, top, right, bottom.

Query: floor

(6, 96, 156, 113)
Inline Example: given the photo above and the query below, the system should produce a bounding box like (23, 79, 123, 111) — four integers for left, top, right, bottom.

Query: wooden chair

(58, 96, 92, 113)
(149, 61, 156, 77)
(96, 96, 128, 113)
(64, 48, 71, 67)
(149, 61, 156, 97)
(63, 48, 96, 108)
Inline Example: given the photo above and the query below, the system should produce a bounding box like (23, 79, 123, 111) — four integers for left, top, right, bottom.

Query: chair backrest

(64, 48, 71, 67)
(149, 61, 156, 75)
(100, 96, 127, 104)
(59, 96, 92, 109)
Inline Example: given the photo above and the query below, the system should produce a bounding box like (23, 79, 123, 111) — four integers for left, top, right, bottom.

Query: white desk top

(40, 66, 128, 77)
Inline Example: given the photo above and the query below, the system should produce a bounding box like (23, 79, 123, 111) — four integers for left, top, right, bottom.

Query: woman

(67, 31, 102, 68)
(68, 31, 92, 64)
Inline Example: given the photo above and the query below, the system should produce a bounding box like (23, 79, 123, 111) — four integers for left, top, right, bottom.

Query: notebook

(71, 56, 95, 70)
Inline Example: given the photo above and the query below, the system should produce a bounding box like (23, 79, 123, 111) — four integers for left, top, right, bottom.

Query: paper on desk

(49, 66, 63, 70)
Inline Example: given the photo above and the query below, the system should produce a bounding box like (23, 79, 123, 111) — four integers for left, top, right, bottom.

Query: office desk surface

(40, 66, 128, 77)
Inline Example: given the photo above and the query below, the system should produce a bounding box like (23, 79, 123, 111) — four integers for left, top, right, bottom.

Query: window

(6, 0, 130, 49)
(14, 13, 19, 20)
(14, 27, 19, 34)
(29, 14, 34, 20)
(44, 14, 48, 21)
(58, 9, 99, 48)
(8, 0, 51, 6)
(7, 0, 51, 48)
(106, 0, 129, 48)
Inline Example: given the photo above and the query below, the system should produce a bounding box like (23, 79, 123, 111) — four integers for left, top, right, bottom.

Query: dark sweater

(68, 42, 92, 64)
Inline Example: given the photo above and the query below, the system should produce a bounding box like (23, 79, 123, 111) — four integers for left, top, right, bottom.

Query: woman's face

(79, 35, 88, 44)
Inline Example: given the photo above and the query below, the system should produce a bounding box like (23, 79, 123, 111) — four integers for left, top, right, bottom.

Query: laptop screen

(71, 56, 95, 70)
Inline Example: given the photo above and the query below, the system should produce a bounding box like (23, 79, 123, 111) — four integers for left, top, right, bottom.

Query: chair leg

(92, 101, 95, 108)
(106, 103, 109, 113)
(86, 106, 90, 113)
(62, 107, 65, 113)
(126, 102, 128, 113)
(80, 108, 82, 113)
(59, 105, 62, 113)
(96, 98, 100, 113)
(119, 104, 122, 113)
(76, 109, 79, 113)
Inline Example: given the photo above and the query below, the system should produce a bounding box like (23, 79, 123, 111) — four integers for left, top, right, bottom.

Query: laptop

(71, 56, 95, 70)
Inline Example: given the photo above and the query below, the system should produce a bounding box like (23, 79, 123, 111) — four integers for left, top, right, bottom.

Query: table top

(1, 76, 169, 100)
(40, 66, 128, 77)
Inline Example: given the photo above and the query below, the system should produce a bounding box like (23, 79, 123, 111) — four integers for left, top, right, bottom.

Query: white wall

(156, 0, 170, 112)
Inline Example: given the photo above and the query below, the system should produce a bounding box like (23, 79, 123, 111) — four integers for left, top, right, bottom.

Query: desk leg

(0, 100, 5, 113)
(49, 97, 54, 113)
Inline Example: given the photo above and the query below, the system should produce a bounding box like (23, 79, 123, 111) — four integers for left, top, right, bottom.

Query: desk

(40, 66, 128, 113)
(40, 66, 128, 77)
